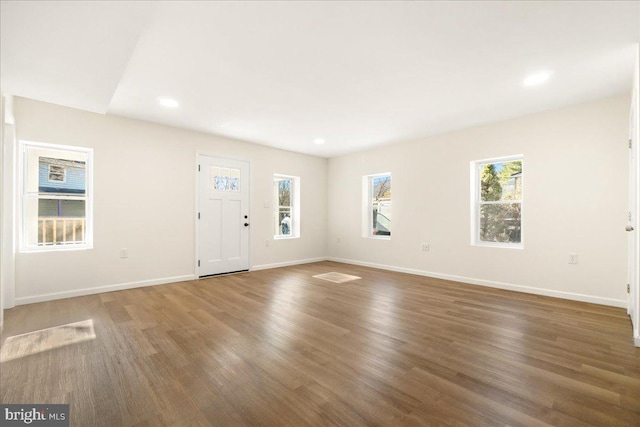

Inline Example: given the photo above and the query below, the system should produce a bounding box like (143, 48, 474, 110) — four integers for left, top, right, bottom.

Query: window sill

(273, 235, 299, 240)
(472, 241, 523, 250)
(365, 236, 391, 241)
(20, 244, 93, 253)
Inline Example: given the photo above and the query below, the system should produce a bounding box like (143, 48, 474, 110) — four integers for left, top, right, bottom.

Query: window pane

(25, 198, 87, 246)
(372, 176, 391, 200)
(34, 155, 86, 195)
(279, 208, 291, 235)
(371, 175, 391, 236)
(278, 179, 291, 207)
(480, 160, 522, 202)
(372, 201, 391, 236)
(273, 174, 299, 238)
(479, 203, 521, 243)
(211, 166, 240, 191)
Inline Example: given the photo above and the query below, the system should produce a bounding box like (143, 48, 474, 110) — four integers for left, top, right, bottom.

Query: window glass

(364, 173, 391, 237)
(277, 178, 292, 236)
(211, 166, 240, 191)
(476, 158, 522, 245)
(274, 174, 300, 238)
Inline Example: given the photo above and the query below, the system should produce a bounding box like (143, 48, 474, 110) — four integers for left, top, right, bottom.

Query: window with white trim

(20, 141, 93, 251)
(472, 156, 523, 247)
(363, 173, 391, 238)
(273, 174, 300, 238)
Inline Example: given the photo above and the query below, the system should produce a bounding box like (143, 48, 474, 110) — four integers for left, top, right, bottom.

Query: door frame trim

(630, 51, 640, 346)
(631, 92, 640, 344)
(195, 152, 252, 278)
(629, 94, 637, 321)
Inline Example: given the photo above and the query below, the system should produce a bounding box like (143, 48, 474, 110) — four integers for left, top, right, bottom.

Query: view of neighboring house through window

(364, 173, 392, 237)
(273, 174, 300, 238)
(20, 141, 93, 251)
(473, 156, 523, 247)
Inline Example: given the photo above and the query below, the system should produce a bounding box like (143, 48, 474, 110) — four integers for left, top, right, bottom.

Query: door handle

(626, 225, 634, 232)
(244, 223, 250, 227)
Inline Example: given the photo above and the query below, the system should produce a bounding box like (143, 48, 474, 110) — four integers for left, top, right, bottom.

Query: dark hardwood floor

(1, 261, 639, 426)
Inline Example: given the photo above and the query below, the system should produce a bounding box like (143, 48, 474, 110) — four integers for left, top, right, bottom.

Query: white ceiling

(2, 1, 639, 157)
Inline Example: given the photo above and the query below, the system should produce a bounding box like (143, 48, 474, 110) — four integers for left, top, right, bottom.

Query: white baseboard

(251, 257, 328, 271)
(13, 257, 627, 310)
(14, 257, 328, 305)
(635, 336, 640, 347)
(328, 257, 627, 308)
(14, 274, 196, 306)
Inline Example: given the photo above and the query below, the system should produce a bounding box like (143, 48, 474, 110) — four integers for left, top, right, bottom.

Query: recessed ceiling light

(157, 97, 179, 108)
(314, 138, 325, 145)
(523, 71, 552, 87)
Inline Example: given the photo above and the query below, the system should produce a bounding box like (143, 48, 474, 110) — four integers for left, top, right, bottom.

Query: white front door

(198, 155, 250, 277)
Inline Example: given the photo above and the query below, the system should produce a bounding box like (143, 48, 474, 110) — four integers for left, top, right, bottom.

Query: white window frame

(470, 155, 523, 249)
(362, 172, 392, 239)
(19, 140, 93, 252)
(273, 174, 300, 239)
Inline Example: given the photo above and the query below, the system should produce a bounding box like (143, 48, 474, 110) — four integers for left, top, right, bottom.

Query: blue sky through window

(372, 176, 387, 185)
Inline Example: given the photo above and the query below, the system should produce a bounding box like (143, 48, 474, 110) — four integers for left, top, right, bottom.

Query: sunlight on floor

(0, 319, 96, 363)
(312, 272, 361, 283)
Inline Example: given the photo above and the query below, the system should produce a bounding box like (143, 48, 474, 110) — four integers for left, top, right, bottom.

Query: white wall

(8, 94, 632, 308)
(328, 94, 630, 307)
(12, 97, 327, 303)
(0, 94, 4, 326)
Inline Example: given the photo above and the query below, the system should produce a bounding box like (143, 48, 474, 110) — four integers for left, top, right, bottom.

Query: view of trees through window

(371, 175, 391, 236)
(479, 159, 522, 244)
(275, 177, 292, 236)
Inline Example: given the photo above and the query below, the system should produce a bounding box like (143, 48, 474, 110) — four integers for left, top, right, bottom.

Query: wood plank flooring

(1, 261, 639, 426)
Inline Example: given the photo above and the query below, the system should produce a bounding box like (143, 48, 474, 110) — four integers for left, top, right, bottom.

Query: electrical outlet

(336, 237, 341, 243)
(120, 248, 128, 259)
(265, 239, 270, 247)
(568, 253, 578, 264)
(422, 243, 430, 251)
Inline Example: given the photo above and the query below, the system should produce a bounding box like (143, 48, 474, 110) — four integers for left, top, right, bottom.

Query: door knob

(244, 223, 250, 227)
(626, 225, 634, 232)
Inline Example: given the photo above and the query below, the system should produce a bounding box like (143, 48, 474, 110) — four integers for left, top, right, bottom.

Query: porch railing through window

(38, 217, 86, 245)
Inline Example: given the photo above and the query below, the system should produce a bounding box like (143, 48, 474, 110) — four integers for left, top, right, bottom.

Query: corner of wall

(1, 93, 17, 318)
